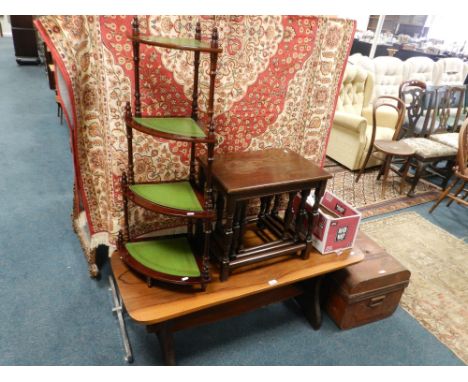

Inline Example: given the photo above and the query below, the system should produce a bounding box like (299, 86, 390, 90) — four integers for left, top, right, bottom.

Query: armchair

(434, 58, 467, 86)
(404, 56, 436, 86)
(327, 65, 401, 170)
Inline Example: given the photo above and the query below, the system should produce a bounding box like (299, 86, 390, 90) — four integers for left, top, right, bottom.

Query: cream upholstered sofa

(404, 56, 437, 85)
(434, 57, 467, 86)
(327, 64, 400, 170)
(347, 54, 406, 102)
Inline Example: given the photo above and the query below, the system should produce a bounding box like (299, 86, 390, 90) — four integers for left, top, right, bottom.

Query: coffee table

(110, 227, 364, 365)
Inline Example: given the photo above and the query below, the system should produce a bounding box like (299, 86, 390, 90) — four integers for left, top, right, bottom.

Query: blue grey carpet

(0, 36, 464, 366)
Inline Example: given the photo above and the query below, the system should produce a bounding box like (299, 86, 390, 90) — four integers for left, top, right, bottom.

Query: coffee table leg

(295, 276, 323, 330)
(156, 323, 176, 366)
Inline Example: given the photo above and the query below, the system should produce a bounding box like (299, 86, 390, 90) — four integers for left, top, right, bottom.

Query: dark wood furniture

(200, 148, 332, 281)
(10, 16, 40, 65)
(325, 232, 410, 330)
(429, 118, 468, 212)
(350, 40, 457, 62)
(367, 15, 427, 36)
(399, 85, 463, 196)
(118, 17, 222, 290)
(355, 96, 408, 197)
(110, 225, 364, 365)
(398, 80, 431, 139)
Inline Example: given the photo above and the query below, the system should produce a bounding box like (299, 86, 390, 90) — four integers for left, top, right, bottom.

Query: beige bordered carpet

(324, 158, 439, 218)
(361, 212, 468, 364)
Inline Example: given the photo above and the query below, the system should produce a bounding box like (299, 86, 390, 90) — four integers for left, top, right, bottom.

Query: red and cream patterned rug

(35, 16, 356, 249)
(361, 212, 468, 364)
(324, 158, 439, 218)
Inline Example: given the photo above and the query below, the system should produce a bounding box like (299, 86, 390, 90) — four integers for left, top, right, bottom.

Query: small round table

(373, 140, 415, 198)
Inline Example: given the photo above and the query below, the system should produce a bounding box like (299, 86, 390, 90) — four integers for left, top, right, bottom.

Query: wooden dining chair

(400, 86, 460, 196)
(398, 80, 430, 139)
(428, 85, 466, 150)
(355, 96, 407, 197)
(429, 118, 468, 212)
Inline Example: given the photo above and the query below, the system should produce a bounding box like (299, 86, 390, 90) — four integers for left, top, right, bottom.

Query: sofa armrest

(333, 112, 368, 134)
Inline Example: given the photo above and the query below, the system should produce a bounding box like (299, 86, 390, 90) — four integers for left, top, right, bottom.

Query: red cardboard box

(294, 191, 361, 254)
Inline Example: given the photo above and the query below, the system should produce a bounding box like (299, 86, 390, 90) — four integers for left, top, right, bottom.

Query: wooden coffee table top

(111, 232, 364, 326)
(199, 148, 332, 195)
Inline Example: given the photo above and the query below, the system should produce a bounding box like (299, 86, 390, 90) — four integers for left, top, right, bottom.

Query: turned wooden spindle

(189, 22, 202, 186)
(201, 219, 212, 286)
(125, 102, 135, 184)
(191, 21, 202, 120)
(117, 231, 124, 251)
(203, 27, 219, 212)
(121, 172, 130, 242)
(132, 16, 141, 117)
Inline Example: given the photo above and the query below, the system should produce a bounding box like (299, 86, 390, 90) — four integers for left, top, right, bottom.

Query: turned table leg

(282, 192, 297, 239)
(294, 189, 311, 242)
(235, 201, 248, 253)
(221, 198, 236, 281)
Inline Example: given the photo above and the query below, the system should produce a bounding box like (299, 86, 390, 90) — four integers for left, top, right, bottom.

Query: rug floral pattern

(361, 212, 468, 364)
(324, 158, 439, 217)
(36, 15, 355, 244)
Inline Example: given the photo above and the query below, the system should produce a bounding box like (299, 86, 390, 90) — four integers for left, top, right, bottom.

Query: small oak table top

(200, 148, 332, 196)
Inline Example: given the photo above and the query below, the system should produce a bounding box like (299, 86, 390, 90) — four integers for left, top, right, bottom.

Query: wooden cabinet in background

(10, 15, 40, 65)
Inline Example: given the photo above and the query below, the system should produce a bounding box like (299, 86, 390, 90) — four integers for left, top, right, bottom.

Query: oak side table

(199, 148, 332, 281)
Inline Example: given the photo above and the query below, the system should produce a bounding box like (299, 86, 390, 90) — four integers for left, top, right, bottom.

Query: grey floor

(0, 36, 465, 366)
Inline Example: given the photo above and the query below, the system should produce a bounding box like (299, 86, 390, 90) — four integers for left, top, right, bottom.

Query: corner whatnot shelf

(118, 17, 222, 290)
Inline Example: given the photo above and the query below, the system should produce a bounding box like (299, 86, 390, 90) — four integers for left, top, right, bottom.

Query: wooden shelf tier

(128, 117, 214, 143)
(127, 180, 214, 218)
(129, 35, 222, 53)
(120, 236, 207, 286)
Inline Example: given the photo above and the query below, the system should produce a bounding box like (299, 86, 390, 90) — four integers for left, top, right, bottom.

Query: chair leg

(399, 156, 412, 194)
(380, 154, 393, 199)
(356, 146, 374, 183)
(407, 161, 426, 197)
(446, 181, 466, 206)
(429, 177, 459, 213)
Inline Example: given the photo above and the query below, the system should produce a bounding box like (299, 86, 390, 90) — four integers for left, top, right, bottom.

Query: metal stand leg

(108, 275, 134, 363)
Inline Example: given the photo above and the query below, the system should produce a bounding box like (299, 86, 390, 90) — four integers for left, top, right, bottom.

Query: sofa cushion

(402, 137, 457, 158)
(372, 56, 405, 100)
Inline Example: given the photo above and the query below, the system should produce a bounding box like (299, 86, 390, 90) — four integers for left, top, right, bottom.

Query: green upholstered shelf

(130, 35, 220, 52)
(133, 117, 207, 139)
(125, 237, 201, 277)
(129, 181, 204, 212)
